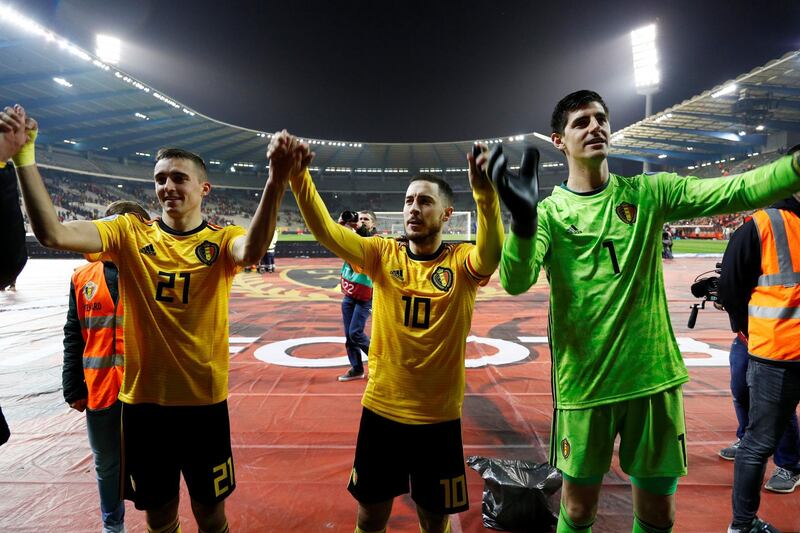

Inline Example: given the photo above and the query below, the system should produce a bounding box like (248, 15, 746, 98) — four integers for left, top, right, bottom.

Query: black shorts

(347, 407, 468, 515)
(121, 400, 235, 510)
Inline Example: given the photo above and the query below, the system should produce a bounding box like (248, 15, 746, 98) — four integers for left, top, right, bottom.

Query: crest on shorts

(82, 280, 99, 301)
(195, 240, 220, 266)
(350, 468, 358, 486)
(431, 266, 453, 292)
(561, 438, 571, 460)
(615, 202, 637, 225)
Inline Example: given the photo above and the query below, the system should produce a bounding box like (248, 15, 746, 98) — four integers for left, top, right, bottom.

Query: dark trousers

(729, 337, 799, 467)
(732, 359, 800, 526)
(342, 295, 371, 373)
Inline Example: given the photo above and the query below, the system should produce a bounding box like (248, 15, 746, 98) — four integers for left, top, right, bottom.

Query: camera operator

(718, 190, 800, 532)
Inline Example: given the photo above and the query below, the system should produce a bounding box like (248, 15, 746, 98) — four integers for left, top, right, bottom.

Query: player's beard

(406, 218, 443, 247)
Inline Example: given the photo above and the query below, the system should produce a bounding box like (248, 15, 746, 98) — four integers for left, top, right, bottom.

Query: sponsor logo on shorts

(431, 266, 453, 292)
(561, 437, 571, 460)
(82, 280, 98, 301)
(615, 202, 637, 225)
(195, 240, 220, 266)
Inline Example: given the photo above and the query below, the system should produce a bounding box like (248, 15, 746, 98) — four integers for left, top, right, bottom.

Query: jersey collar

(406, 241, 446, 262)
(559, 175, 612, 196)
(157, 218, 208, 236)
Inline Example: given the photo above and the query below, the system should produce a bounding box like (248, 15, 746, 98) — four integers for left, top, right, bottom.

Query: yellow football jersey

(93, 214, 246, 406)
(358, 238, 490, 424)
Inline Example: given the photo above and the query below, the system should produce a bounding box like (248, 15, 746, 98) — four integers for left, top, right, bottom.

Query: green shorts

(549, 386, 688, 479)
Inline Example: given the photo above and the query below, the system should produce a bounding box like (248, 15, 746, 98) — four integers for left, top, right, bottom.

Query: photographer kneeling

(718, 190, 800, 533)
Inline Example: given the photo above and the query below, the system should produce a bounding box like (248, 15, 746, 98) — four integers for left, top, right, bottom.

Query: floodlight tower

(631, 24, 660, 171)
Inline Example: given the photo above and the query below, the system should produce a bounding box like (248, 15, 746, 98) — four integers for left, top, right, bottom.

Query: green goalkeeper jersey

(501, 155, 800, 410)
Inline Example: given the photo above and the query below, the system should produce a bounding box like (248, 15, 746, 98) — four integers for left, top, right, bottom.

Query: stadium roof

(1, 5, 799, 190)
(610, 50, 800, 167)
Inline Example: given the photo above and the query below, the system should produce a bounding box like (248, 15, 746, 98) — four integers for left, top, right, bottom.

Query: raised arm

(465, 145, 503, 277)
(663, 151, 800, 220)
(230, 139, 296, 266)
(1, 105, 102, 253)
(269, 132, 367, 267)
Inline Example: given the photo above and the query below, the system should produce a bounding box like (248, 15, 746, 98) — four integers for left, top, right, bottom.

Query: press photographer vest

(72, 262, 124, 409)
(748, 208, 800, 363)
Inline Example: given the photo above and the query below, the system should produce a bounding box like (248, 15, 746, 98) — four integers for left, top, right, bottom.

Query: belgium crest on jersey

(431, 266, 453, 292)
(615, 202, 638, 225)
(82, 280, 99, 301)
(195, 240, 220, 266)
(561, 438, 571, 459)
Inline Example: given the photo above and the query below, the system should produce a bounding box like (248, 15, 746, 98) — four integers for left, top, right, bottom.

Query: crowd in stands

(20, 148, 788, 238)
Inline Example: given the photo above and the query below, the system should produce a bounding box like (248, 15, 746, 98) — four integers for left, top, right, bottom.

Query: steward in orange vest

(718, 193, 800, 365)
(63, 260, 123, 410)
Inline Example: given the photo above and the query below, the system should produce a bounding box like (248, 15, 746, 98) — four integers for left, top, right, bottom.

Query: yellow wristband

(0, 160, 6, 169)
(11, 128, 37, 168)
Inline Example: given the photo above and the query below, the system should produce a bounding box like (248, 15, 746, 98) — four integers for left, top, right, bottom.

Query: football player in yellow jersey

(3, 105, 294, 533)
(268, 131, 504, 533)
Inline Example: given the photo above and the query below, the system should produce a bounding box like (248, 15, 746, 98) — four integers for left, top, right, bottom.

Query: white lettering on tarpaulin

(248, 336, 730, 368)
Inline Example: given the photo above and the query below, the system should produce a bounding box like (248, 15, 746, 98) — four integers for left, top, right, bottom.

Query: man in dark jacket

(63, 200, 149, 533)
(718, 190, 800, 533)
(0, 104, 31, 446)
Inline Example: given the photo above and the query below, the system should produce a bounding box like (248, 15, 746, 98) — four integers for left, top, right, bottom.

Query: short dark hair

(409, 174, 453, 207)
(550, 90, 609, 135)
(155, 147, 208, 180)
(358, 210, 376, 223)
(105, 200, 150, 219)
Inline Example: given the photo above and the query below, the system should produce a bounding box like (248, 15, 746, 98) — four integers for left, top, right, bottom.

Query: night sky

(18, 0, 800, 143)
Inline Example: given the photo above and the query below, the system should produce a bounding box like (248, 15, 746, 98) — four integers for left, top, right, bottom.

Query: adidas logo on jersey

(139, 243, 156, 256)
(390, 269, 404, 281)
(567, 224, 581, 234)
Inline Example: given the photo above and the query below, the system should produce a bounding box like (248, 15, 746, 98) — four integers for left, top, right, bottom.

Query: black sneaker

(338, 368, 365, 382)
(719, 439, 741, 461)
(764, 466, 800, 493)
(727, 517, 781, 533)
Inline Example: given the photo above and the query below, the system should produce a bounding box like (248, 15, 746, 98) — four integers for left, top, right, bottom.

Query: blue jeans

(342, 295, 371, 373)
(729, 337, 799, 467)
(86, 400, 125, 532)
(731, 360, 800, 526)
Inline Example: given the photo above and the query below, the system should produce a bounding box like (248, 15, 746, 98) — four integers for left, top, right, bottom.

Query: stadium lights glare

(631, 24, 660, 93)
(711, 83, 737, 98)
(755, 125, 765, 131)
(135, 152, 151, 157)
(657, 154, 667, 159)
(96, 34, 120, 64)
(134, 112, 150, 120)
(738, 130, 747, 136)
(101, 146, 109, 150)
(63, 139, 77, 145)
(53, 77, 72, 88)
(687, 147, 694, 151)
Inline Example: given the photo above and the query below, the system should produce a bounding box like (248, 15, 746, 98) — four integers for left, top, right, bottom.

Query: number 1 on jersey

(602, 240, 621, 275)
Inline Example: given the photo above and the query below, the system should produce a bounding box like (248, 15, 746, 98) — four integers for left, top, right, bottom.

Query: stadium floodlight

(738, 130, 747, 136)
(96, 34, 120, 64)
(631, 24, 660, 94)
(53, 77, 72, 88)
(755, 125, 765, 131)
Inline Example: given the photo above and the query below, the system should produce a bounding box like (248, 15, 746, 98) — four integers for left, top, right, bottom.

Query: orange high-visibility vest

(747, 208, 800, 362)
(71, 262, 124, 409)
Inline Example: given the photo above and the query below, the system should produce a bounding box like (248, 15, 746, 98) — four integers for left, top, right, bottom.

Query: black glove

(488, 145, 540, 239)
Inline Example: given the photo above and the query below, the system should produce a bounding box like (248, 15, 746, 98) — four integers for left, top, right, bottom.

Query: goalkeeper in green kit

(492, 90, 800, 533)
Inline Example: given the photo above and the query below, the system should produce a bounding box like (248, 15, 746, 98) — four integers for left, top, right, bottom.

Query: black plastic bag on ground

(467, 456, 561, 532)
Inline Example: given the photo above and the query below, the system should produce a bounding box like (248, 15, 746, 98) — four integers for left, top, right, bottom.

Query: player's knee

(562, 498, 597, 526)
(191, 499, 227, 532)
(145, 495, 180, 531)
(357, 500, 393, 532)
(416, 506, 449, 533)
